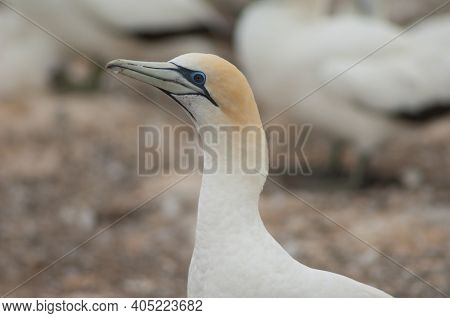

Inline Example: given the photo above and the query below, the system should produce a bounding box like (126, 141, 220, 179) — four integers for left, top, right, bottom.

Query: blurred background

(0, 0, 449, 297)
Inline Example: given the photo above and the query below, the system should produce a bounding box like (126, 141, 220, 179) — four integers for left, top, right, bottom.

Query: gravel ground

(0, 93, 449, 297)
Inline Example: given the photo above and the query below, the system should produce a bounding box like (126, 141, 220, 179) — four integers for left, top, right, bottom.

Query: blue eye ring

(191, 71, 206, 85)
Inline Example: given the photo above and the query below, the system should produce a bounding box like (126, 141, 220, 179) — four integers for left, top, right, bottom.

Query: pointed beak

(106, 59, 203, 95)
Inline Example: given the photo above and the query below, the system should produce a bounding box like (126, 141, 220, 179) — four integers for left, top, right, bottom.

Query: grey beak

(106, 59, 203, 95)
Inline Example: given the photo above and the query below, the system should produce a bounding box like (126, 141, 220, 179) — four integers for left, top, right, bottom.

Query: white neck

(194, 125, 268, 247)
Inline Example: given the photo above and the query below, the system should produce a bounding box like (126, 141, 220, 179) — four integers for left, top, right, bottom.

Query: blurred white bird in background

(0, 8, 61, 99)
(0, 0, 229, 98)
(235, 0, 450, 185)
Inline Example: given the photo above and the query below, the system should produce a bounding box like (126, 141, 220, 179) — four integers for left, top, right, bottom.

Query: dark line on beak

(112, 63, 196, 92)
(118, 62, 219, 108)
(141, 65, 178, 71)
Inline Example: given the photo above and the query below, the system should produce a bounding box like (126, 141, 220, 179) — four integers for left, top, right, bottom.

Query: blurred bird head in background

(107, 53, 261, 126)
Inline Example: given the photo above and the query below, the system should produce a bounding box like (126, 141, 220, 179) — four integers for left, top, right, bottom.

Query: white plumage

(5, 0, 226, 56)
(189, 171, 391, 297)
(322, 15, 450, 116)
(0, 9, 60, 99)
(235, 0, 450, 159)
(77, 0, 228, 35)
(107, 53, 392, 297)
(0, 0, 226, 98)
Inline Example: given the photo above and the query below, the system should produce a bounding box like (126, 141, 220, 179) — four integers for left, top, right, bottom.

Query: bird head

(106, 53, 262, 127)
(107, 53, 268, 178)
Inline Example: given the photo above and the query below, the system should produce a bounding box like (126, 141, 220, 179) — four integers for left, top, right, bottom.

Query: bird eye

(191, 72, 206, 85)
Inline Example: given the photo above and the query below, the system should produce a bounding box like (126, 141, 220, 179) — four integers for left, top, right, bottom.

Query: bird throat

(194, 125, 268, 238)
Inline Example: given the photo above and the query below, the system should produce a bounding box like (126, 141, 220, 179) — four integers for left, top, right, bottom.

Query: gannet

(235, 0, 450, 184)
(107, 53, 391, 297)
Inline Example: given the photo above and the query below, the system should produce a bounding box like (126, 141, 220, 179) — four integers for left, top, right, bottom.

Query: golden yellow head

(107, 53, 262, 126)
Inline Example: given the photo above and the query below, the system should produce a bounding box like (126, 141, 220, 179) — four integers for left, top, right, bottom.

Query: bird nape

(106, 53, 391, 298)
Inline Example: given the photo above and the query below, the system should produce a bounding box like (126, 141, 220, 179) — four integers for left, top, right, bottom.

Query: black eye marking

(170, 62, 218, 107)
(191, 71, 206, 85)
